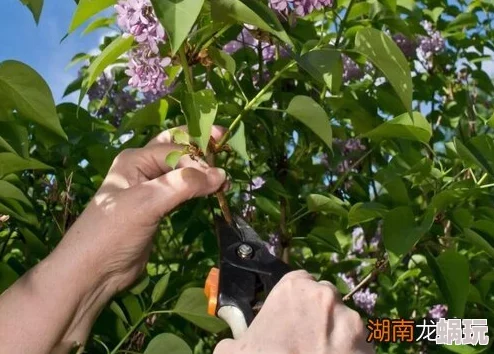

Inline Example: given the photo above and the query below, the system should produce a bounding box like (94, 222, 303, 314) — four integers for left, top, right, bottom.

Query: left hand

(0, 126, 227, 354)
(59, 126, 227, 293)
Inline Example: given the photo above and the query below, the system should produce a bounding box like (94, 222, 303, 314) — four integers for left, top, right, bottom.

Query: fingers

(103, 126, 226, 190)
(128, 166, 227, 220)
(148, 125, 226, 146)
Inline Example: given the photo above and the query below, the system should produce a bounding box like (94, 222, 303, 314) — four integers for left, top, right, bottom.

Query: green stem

(179, 46, 194, 93)
(217, 61, 297, 148)
(335, 0, 356, 47)
(477, 173, 488, 185)
(288, 210, 311, 226)
(110, 310, 173, 354)
(199, 24, 232, 53)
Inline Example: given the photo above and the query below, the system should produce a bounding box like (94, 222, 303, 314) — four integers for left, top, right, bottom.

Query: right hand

(214, 270, 375, 354)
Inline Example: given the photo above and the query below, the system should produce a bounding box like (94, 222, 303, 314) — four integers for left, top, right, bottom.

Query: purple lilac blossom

(417, 21, 445, 68)
(251, 176, 266, 190)
(342, 55, 365, 82)
(112, 90, 137, 121)
(269, 0, 333, 17)
(223, 27, 283, 64)
(392, 34, 417, 59)
(369, 222, 382, 251)
(115, 0, 166, 53)
(352, 288, 378, 315)
(116, 0, 172, 94)
(125, 49, 172, 94)
(338, 273, 377, 315)
(428, 304, 448, 320)
(87, 73, 113, 102)
(351, 227, 366, 254)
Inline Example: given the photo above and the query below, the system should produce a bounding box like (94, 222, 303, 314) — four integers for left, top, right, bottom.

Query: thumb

(130, 166, 227, 219)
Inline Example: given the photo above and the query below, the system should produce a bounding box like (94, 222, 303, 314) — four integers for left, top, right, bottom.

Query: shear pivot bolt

(237, 243, 253, 259)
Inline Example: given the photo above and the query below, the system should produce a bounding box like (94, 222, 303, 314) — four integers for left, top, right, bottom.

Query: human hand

(214, 270, 375, 354)
(58, 126, 228, 293)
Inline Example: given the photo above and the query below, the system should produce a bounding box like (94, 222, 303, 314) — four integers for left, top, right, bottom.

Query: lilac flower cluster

(115, 0, 172, 95)
(351, 227, 366, 254)
(87, 72, 113, 102)
(339, 272, 378, 315)
(86, 71, 137, 125)
(223, 27, 279, 63)
(392, 34, 417, 59)
(417, 21, 445, 68)
(428, 304, 448, 320)
(334, 138, 367, 174)
(342, 55, 372, 83)
(269, 0, 334, 17)
(241, 176, 266, 218)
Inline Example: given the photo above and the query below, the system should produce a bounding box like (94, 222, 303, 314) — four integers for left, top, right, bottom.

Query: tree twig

(342, 258, 387, 302)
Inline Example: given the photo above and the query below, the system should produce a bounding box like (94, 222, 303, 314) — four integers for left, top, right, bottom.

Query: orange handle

(204, 267, 219, 316)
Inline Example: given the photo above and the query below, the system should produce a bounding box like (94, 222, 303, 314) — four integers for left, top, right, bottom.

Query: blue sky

(1, 0, 111, 103)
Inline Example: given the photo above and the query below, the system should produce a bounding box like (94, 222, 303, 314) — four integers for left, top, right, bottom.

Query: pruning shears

(204, 214, 292, 339)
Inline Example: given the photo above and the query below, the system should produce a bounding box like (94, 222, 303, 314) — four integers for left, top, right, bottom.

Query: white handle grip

(217, 306, 249, 339)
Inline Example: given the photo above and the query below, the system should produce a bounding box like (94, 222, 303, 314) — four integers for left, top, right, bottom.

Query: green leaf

(129, 275, 150, 295)
(0, 122, 28, 158)
(383, 206, 425, 269)
(208, 47, 236, 75)
(463, 229, 494, 260)
(110, 301, 129, 325)
(348, 202, 388, 226)
(62, 76, 83, 98)
(152, 272, 171, 304)
(454, 136, 494, 177)
(306, 194, 348, 218)
(211, 0, 292, 46)
(144, 333, 192, 354)
(0, 60, 66, 138)
(307, 226, 342, 253)
(297, 49, 342, 94)
(364, 111, 431, 144)
(392, 268, 421, 289)
(181, 89, 218, 152)
(20, 0, 44, 24)
(82, 16, 115, 35)
(165, 151, 185, 169)
(427, 250, 469, 318)
(0, 263, 19, 293)
(0, 153, 52, 178)
(255, 196, 281, 220)
(0, 180, 31, 207)
(0, 136, 16, 154)
(286, 96, 332, 150)
(172, 288, 228, 333)
(166, 129, 189, 147)
(0, 200, 37, 226)
(446, 13, 478, 31)
(228, 121, 249, 160)
(354, 28, 413, 114)
(18, 227, 48, 258)
(80, 35, 134, 105)
(69, 0, 116, 33)
(151, 0, 204, 55)
(119, 99, 169, 135)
